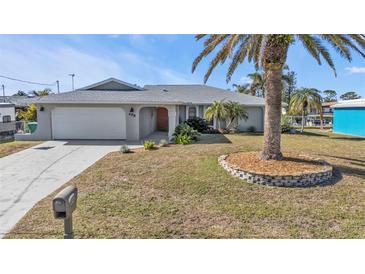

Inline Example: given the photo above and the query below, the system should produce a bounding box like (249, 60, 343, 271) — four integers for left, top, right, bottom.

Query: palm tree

(192, 34, 365, 160)
(232, 83, 250, 94)
(224, 101, 248, 130)
(13, 90, 27, 96)
(248, 71, 265, 97)
(282, 65, 297, 107)
(33, 88, 51, 97)
(204, 100, 227, 131)
(290, 88, 322, 132)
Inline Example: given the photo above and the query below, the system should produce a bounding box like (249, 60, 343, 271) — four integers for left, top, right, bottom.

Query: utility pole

(56, 80, 60, 94)
(68, 74, 75, 91)
(1, 84, 5, 102)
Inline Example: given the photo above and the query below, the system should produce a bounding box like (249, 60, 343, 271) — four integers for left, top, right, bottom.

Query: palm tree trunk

(261, 68, 283, 160)
(260, 35, 290, 160)
(301, 109, 305, 133)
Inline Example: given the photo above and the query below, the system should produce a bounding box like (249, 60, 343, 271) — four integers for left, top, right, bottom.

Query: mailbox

(52, 186, 78, 239)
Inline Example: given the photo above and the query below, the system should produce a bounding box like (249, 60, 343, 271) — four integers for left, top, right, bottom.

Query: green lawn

(6, 130, 365, 239)
(0, 140, 43, 158)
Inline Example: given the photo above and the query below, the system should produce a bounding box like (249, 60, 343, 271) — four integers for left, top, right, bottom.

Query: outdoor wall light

(40, 106, 45, 111)
(129, 107, 136, 117)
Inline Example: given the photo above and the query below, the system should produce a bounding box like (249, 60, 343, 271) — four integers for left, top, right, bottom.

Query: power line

(0, 74, 56, 86)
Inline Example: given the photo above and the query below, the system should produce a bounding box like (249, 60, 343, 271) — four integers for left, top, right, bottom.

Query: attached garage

(52, 107, 126, 139)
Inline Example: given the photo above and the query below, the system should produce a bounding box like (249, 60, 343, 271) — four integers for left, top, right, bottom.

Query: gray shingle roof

(0, 96, 41, 107)
(36, 84, 265, 106)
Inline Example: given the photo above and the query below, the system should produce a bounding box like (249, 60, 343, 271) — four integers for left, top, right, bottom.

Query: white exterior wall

(16, 103, 179, 141)
(237, 106, 264, 132)
(15, 103, 264, 141)
(139, 107, 157, 139)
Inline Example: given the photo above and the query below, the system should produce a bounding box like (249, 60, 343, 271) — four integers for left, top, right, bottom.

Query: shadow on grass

(319, 154, 365, 164)
(333, 165, 365, 179)
(196, 134, 232, 144)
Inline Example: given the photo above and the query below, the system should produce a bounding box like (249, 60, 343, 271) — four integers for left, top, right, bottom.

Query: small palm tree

(204, 100, 227, 131)
(192, 34, 365, 160)
(290, 88, 322, 132)
(224, 101, 248, 130)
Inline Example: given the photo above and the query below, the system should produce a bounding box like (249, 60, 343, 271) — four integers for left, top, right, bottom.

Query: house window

(188, 106, 196, 118)
(2, 115, 11, 123)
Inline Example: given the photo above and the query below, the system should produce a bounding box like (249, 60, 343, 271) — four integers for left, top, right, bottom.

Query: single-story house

(15, 78, 265, 141)
(332, 99, 365, 137)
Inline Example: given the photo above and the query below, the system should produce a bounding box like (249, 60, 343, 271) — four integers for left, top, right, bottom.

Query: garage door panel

(52, 107, 126, 139)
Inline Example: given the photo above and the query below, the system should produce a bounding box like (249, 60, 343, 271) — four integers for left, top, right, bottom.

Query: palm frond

(192, 34, 230, 73)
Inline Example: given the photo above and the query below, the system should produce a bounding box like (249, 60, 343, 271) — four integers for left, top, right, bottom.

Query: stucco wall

(333, 107, 365, 137)
(237, 106, 264, 132)
(139, 107, 157, 139)
(15, 103, 264, 141)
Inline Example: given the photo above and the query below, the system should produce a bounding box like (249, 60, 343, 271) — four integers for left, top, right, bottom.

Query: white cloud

(345, 66, 365, 74)
(117, 51, 191, 84)
(239, 76, 252, 84)
(0, 35, 193, 95)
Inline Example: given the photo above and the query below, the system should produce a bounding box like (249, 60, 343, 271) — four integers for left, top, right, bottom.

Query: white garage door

(52, 107, 126, 139)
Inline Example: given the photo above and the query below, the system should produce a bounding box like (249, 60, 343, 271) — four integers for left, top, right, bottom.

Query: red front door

(156, 107, 168, 131)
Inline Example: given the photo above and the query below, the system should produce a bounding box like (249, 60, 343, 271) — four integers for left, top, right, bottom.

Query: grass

(6, 130, 365, 239)
(0, 140, 43, 158)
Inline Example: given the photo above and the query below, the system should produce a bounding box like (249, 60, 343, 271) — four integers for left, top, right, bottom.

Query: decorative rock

(218, 154, 333, 187)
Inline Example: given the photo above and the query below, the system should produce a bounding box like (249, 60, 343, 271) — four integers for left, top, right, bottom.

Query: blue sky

(0, 34, 365, 98)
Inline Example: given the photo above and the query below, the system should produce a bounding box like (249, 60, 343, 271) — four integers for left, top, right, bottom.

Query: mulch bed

(226, 151, 328, 176)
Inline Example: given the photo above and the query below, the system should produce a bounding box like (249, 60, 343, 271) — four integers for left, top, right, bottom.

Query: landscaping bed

(226, 152, 330, 176)
(219, 152, 332, 187)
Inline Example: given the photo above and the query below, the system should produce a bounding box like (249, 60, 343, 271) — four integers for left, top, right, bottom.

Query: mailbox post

(52, 186, 78, 239)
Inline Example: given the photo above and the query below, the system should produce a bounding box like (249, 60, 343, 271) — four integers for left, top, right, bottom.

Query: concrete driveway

(0, 140, 141, 238)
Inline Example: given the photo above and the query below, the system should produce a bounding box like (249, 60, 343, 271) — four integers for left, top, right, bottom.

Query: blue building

(333, 99, 365, 137)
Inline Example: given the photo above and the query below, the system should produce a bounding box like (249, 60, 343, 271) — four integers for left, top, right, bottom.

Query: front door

(156, 107, 168, 131)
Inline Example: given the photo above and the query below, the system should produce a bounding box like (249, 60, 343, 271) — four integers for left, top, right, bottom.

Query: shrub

(185, 117, 209, 132)
(174, 134, 192, 145)
(173, 123, 200, 141)
(143, 140, 155, 150)
(247, 126, 256, 133)
(159, 139, 168, 147)
(120, 144, 130, 153)
(281, 115, 292, 133)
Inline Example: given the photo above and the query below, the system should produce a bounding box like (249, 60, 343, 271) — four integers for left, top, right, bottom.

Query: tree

(192, 34, 365, 160)
(282, 65, 297, 106)
(32, 88, 52, 97)
(340, 91, 361, 100)
(232, 83, 251, 94)
(248, 71, 265, 97)
(224, 101, 248, 130)
(204, 100, 227, 131)
(289, 88, 322, 132)
(322, 89, 337, 102)
(17, 103, 37, 121)
(13, 90, 27, 96)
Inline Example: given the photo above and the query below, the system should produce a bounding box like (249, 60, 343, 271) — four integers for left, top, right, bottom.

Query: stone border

(218, 154, 333, 187)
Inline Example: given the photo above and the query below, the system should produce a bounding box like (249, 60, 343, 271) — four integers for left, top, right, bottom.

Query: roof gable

(77, 78, 143, 91)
